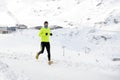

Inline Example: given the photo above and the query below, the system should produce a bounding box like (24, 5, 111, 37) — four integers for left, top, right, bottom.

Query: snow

(0, 0, 120, 80)
(0, 60, 29, 80)
(0, 0, 119, 27)
(0, 28, 120, 80)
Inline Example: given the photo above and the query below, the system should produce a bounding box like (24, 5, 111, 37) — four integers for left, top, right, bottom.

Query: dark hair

(44, 21, 48, 24)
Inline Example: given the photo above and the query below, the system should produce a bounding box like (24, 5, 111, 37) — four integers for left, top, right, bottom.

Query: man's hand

(46, 33, 48, 35)
(50, 33, 52, 36)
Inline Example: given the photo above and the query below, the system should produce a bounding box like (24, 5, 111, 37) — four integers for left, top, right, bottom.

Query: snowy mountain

(0, 0, 120, 28)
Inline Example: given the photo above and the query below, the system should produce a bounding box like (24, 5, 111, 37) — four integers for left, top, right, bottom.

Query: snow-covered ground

(0, 27, 120, 80)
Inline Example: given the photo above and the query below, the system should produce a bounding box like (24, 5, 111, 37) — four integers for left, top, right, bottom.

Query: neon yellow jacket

(38, 27, 51, 42)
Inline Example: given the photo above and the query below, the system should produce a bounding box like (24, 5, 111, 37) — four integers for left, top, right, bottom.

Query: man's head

(44, 21, 48, 28)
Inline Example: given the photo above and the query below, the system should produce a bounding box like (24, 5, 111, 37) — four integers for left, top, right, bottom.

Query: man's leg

(46, 42, 51, 61)
(38, 42, 45, 55)
(46, 42, 53, 65)
(36, 42, 45, 59)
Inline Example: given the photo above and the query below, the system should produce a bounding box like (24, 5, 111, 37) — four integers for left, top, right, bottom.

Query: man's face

(44, 23, 48, 28)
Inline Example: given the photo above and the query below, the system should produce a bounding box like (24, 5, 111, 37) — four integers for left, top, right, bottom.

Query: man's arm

(38, 28, 43, 37)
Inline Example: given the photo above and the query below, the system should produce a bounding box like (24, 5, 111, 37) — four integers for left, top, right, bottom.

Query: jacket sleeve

(38, 29, 43, 37)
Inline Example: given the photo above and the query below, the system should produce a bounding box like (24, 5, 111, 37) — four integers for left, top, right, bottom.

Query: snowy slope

(53, 0, 120, 28)
(0, 60, 29, 80)
(0, 0, 120, 28)
(0, 0, 80, 26)
(0, 28, 120, 80)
